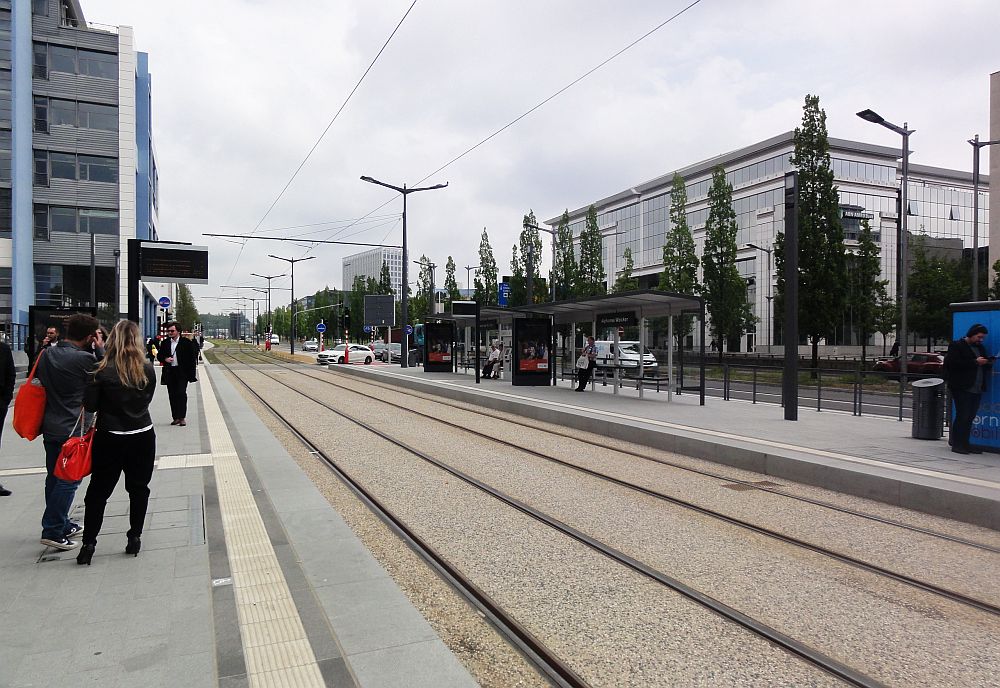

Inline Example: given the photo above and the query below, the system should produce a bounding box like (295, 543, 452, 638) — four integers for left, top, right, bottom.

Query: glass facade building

(342, 246, 403, 300)
(546, 132, 990, 351)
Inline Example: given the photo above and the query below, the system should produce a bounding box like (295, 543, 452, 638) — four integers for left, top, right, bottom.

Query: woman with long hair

(77, 320, 157, 565)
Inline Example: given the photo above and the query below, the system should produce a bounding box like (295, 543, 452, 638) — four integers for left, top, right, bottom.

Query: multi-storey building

(3, 0, 162, 347)
(545, 131, 990, 352)
(342, 246, 403, 299)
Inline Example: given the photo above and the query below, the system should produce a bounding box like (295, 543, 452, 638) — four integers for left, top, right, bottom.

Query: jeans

(41, 438, 82, 540)
(576, 362, 595, 391)
(950, 388, 982, 449)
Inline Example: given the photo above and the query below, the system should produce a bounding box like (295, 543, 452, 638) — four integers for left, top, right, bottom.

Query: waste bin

(407, 349, 419, 367)
(911, 378, 945, 440)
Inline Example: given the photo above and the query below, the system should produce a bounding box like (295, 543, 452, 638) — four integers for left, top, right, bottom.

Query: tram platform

(0, 356, 476, 688)
(334, 363, 1000, 532)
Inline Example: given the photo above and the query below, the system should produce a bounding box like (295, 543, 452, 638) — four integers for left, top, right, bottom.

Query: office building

(342, 246, 402, 299)
(4, 0, 163, 347)
(546, 131, 990, 351)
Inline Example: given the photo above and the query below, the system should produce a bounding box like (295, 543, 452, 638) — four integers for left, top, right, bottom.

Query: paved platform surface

(334, 362, 1000, 531)
(0, 354, 475, 688)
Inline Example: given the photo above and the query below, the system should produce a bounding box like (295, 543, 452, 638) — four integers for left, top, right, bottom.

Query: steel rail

(219, 347, 886, 688)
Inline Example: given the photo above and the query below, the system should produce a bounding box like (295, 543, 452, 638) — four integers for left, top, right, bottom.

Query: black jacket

(157, 336, 198, 384)
(84, 362, 156, 432)
(36, 341, 99, 442)
(0, 341, 14, 407)
(944, 338, 990, 391)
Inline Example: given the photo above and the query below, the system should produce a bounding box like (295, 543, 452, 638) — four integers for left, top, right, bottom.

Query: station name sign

(139, 242, 209, 284)
(596, 311, 637, 328)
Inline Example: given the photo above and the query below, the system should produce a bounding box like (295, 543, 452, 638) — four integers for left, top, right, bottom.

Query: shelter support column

(667, 314, 674, 402)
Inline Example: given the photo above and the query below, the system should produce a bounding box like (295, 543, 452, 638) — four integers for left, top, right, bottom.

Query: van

(594, 340, 658, 377)
(270, 334, 280, 344)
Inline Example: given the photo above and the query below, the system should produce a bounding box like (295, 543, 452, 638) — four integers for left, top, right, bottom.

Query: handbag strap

(69, 409, 95, 438)
(26, 346, 45, 383)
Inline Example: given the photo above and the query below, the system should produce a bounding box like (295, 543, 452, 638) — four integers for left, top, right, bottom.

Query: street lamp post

(414, 259, 437, 314)
(250, 272, 286, 336)
(465, 265, 480, 294)
(360, 175, 448, 368)
(969, 135, 1000, 300)
(747, 243, 773, 354)
(858, 109, 914, 394)
(268, 255, 315, 355)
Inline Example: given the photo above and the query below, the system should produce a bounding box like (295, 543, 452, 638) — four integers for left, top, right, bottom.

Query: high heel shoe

(125, 535, 141, 557)
(77, 544, 95, 566)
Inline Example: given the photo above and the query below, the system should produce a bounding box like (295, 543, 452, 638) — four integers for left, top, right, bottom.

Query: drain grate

(752, 480, 784, 488)
(721, 483, 757, 491)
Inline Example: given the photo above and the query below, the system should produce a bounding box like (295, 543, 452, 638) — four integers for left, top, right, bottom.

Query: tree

(444, 256, 460, 305)
(613, 247, 638, 292)
(990, 260, 1000, 300)
(658, 173, 700, 343)
(849, 219, 887, 364)
(873, 293, 898, 356)
(701, 165, 753, 358)
(509, 244, 525, 307)
(553, 209, 578, 300)
(774, 94, 848, 372)
(521, 211, 543, 303)
(410, 255, 434, 323)
(577, 205, 606, 297)
(175, 283, 199, 331)
(378, 260, 393, 295)
(348, 275, 369, 341)
(908, 235, 965, 349)
(477, 228, 498, 305)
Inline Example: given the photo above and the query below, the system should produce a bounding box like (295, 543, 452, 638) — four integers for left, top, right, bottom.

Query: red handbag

(54, 411, 95, 482)
(13, 349, 46, 441)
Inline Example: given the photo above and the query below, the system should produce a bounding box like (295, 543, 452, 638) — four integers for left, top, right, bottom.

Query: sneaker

(63, 523, 84, 539)
(0, 485, 10, 497)
(40, 537, 79, 551)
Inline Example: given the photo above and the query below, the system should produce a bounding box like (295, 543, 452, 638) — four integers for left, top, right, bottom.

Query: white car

(270, 334, 280, 344)
(302, 339, 319, 352)
(317, 343, 374, 365)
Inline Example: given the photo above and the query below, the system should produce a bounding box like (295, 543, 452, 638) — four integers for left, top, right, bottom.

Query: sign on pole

(139, 242, 209, 284)
(316, 322, 327, 333)
(158, 296, 171, 309)
(498, 282, 510, 307)
(363, 325, 372, 334)
(364, 295, 395, 326)
(405, 324, 414, 335)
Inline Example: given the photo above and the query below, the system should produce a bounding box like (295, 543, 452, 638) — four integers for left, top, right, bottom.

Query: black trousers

(950, 388, 982, 449)
(576, 361, 595, 390)
(164, 367, 189, 420)
(83, 428, 156, 545)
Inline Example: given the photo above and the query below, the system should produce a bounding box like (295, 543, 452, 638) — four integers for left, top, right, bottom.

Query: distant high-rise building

(342, 246, 402, 300)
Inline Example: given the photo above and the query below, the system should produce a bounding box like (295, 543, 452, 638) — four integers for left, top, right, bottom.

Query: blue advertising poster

(952, 303, 1000, 450)
(498, 282, 510, 307)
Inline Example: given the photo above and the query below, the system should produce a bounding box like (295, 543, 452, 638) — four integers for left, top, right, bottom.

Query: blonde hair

(95, 320, 148, 389)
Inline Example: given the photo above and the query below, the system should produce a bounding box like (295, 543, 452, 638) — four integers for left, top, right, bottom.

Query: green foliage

(775, 94, 848, 368)
(576, 205, 606, 297)
(508, 244, 525, 307)
(658, 174, 700, 342)
(174, 284, 199, 332)
(508, 211, 543, 307)
(990, 260, 1000, 300)
(849, 219, 887, 362)
(410, 255, 434, 323)
(379, 261, 393, 295)
(873, 293, 898, 355)
(613, 247, 638, 292)
(347, 275, 368, 341)
(702, 166, 754, 354)
(907, 235, 966, 345)
(477, 228, 498, 305)
(444, 256, 460, 305)
(553, 210, 578, 300)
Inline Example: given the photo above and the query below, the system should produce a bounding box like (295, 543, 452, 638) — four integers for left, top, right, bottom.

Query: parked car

(381, 342, 401, 363)
(873, 352, 944, 378)
(372, 342, 388, 359)
(594, 340, 659, 377)
(302, 339, 319, 352)
(270, 334, 280, 344)
(317, 344, 374, 365)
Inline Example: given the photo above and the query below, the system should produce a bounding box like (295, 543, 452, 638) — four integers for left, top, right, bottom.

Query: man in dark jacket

(157, 322, 198, 426)
(0, 338, 14, 496)
(944, 323, 992, 455)
(37, 313, 102, 549)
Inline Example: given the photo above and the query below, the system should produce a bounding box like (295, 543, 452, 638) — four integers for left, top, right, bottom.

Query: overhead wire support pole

(969, 135, 1000, 301)
(250, 272, 288, 336)
(268, 255, 316, 355)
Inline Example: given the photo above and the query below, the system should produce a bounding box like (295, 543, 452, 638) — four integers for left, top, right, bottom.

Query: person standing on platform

(0, 337, 14, 497)
(37, 313, 102, 550)
(76, 320, 156, 565)
(575, 336, 598, 392)
(157, 322, 198, 427)
(944, 323, 991, 455)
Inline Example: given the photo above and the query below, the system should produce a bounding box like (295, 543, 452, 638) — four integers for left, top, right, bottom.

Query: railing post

(723, 363, 730, 400)
(752, 366, 758, 404)
(816, 368, 822, 412)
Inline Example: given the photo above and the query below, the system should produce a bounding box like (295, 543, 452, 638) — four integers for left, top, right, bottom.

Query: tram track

(215, 348, 885, 687)
(235, 346, 1000, 555)
(224, 347, 1000, 618)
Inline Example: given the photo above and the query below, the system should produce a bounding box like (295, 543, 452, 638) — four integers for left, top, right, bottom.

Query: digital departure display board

(139, 242, 209, 284)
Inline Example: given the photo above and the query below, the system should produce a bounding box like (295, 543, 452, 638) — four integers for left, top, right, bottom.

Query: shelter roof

(476, 289, 702, 325)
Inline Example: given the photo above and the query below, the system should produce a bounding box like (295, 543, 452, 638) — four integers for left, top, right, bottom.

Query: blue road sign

(316, 322, 327, 333)
(405, 324, 414, 335)
(158, 296, 171, 309)
(363, 325, 372, 333)
(498, 282, 510, 307)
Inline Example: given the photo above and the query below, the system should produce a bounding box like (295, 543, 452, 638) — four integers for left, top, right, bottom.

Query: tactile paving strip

(201, 368, 325, 688)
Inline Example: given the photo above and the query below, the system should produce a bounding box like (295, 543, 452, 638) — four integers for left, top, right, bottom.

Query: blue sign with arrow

(405, 324, 414, 335)
(316, 323, 327, 333)
(158, 296, 171, 309)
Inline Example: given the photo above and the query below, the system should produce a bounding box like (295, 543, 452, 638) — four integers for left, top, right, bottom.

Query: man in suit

(157, 322, 198, 426)
(0, 337, 14, 496)
(944, 323, 991, 455)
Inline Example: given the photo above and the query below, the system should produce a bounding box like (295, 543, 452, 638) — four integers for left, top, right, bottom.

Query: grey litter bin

(911, 377, 945, 440)
(407, 349, 419, 367)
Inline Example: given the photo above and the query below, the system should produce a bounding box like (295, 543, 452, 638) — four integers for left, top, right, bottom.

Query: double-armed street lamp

(746, 242, 773, 354)
(360, 175, 448, 368)
(969, 135, 1000, 300)
(465, 265, 480, 294)
(857, 108, 914, 387)
(250, 272, 286, 335)
(268, 255, 315, 355)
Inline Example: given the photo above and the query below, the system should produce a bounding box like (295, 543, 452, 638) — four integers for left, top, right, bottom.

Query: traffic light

(343, 307, 351, 331)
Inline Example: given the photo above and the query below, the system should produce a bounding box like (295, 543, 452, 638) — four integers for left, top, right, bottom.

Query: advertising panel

(423, 322, 454, 372)
(28, 306, 99, 361)
(952, 303, 1000, 451)
(512, 318, 551, 387)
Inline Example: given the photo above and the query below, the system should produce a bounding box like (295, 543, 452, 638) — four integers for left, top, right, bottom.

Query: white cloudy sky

(83, 0, 999, 314)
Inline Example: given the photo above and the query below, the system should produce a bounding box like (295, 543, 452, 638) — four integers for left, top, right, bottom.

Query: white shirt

(170, 336, 179, 366)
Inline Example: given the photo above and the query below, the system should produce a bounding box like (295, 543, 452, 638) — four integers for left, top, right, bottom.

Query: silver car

(302, 339, 319, 352)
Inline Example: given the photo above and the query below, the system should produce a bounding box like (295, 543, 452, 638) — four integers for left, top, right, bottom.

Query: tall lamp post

(747, 242, 773, 354)
(465, 265, 480, 294)
(250, 272, 286, 335)
(969, 135, 1000, 300)
(268, 255, 315, 355)
(360, 175, 448, 367)
(858, 108, 914, 393)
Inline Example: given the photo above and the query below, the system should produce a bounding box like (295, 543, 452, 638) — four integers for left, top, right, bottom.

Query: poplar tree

(577, 205, 606, 297)
(476, 228, 498, 305)
(849, 219, 886, 364)
(874, 293, 898, 356)
(509, 244, 526, 307)
(775, 94, 848, 371)
(444, 256, 460, 305)
(175, 283, 199, 331)
(613, 247, 638, 292)
(378, 260, 392, 295)
(658, 173, 700, 342)
(702, 165, 753, 357)
(553, 209, 578, 300)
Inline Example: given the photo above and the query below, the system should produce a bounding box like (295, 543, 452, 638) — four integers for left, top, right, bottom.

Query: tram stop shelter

(449, 289, 705, 404)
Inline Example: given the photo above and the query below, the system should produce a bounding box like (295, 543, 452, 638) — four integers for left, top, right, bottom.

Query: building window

(33, 43, 48, 79)
(78, 102, 117, 131)
(38, 98, 118, 132)
(33, 97, 48, 132)
(33, 149, 48, 185)
(78, 50, 117, 80)
(32, 0, 49, 17)
(50, 151, 75, 179)
(79, 155, 117, 183)
(33, 205, 49, 241)
(49, 98, 75, 126)
(49, 45, 75, 74)
(50, 206, 76, 232)
(0, 189, 10, 237)
(79, 209, 118, 234)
